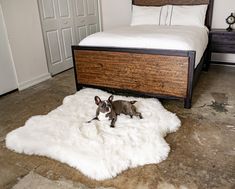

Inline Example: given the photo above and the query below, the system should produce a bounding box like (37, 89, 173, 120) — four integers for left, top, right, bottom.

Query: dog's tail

(130, 101, 137, 104)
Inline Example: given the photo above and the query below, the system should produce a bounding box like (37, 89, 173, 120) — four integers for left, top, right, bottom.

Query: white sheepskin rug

(6, 88, 181, 180)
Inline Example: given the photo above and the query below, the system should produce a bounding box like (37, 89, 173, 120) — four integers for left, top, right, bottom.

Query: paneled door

(0, 4, 17, 95)
(38, 0, 75, 75)
(38, 0, 100, 75)
(72, 0, 100, 42)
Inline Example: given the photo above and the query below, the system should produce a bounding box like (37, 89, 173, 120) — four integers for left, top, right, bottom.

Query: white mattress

(79, 25, 209, 68)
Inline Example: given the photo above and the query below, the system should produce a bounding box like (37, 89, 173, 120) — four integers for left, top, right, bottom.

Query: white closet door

(0, 4, 17, 95)
(38, 0, 76, 75)
(72, 0, 100, 42)
(38, 0, 100, 75)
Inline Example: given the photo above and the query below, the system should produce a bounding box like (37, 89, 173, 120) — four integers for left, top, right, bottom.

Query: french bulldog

(88, 95, 143, 128)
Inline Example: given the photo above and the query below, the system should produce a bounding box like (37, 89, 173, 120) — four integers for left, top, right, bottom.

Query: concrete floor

(0, 65, 234, 189)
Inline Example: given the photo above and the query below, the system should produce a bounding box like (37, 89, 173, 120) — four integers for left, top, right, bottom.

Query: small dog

(88, 95, 143, 128)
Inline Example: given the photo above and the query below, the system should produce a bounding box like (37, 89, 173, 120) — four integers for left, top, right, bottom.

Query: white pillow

(166, 5, 208, 27)
(131, 5, 168, 26)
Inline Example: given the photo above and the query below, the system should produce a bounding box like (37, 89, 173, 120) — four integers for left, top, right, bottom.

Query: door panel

(87, 0, 95, 15)
(42, 0, 56, 19)
(77, 26, 87, 41)
(47, 30, 62, 64)
(58, 0, 70, 17)
(89, 24, 97, 34)
(62, 28, 74, 59)
(75, 0, 85, 16)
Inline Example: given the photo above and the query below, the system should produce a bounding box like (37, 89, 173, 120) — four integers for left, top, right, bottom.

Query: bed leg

(185, 51, 195, 109)
(204, 41, 212, 71)
(184, 98, 192, 109)
(204, 60, 210, 71)
(76, 84, 83, 91)
(204, 53, 211, 71)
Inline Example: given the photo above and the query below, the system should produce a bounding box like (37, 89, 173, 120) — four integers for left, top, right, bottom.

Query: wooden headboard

(132, 0, 214, 30)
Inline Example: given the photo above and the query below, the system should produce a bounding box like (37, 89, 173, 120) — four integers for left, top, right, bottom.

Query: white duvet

(80, 25, 209, 67)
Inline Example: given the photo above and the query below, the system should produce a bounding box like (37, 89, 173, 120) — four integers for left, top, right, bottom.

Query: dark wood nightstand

(208, 29, 235, 67)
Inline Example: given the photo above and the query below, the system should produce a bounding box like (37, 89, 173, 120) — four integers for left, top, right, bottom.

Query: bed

(72, 0, 214, 108)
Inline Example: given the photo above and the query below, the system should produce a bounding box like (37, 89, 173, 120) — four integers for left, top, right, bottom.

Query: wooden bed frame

(72, 0, 214, 108)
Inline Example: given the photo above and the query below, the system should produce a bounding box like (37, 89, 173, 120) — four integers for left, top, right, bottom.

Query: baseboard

(0, 89, 18, 97)
(18, 73, 51, 91)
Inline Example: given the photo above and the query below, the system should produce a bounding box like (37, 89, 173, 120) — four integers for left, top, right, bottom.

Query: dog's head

(94, 95, 114, 113)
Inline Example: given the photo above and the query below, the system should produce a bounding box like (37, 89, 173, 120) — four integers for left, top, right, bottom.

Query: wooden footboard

(72, 46, 196, 108)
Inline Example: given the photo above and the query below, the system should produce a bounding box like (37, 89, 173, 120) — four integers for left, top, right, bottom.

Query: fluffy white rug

(6, 88, 181, 180)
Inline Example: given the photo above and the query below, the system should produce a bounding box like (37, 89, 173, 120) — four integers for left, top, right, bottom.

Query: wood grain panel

(74, 50, 189, 98)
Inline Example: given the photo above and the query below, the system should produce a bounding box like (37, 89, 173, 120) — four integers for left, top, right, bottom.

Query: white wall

(212, 0, 235, 29)
(101, 0, 235, 63)
(211, 0, 235, 63)
(101, 0, 132, 30)
(0, 4, 17, 95)
(0, 0, 51, 91)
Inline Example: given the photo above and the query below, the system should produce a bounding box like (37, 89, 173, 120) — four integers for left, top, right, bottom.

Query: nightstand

(208, 29, 235, 67)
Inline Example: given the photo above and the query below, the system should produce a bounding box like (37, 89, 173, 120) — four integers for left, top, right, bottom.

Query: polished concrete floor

(0, 65, 234, 189)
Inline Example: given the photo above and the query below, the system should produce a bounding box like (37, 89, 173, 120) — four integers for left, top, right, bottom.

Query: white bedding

(79, 25, 209, 67)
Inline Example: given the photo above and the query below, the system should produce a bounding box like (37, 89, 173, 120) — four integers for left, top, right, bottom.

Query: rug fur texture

(6, 88, 181, 180)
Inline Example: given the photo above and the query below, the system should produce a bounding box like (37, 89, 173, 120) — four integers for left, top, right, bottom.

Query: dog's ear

(95, 96, 101, 105)
(108, 95, 114, 102)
